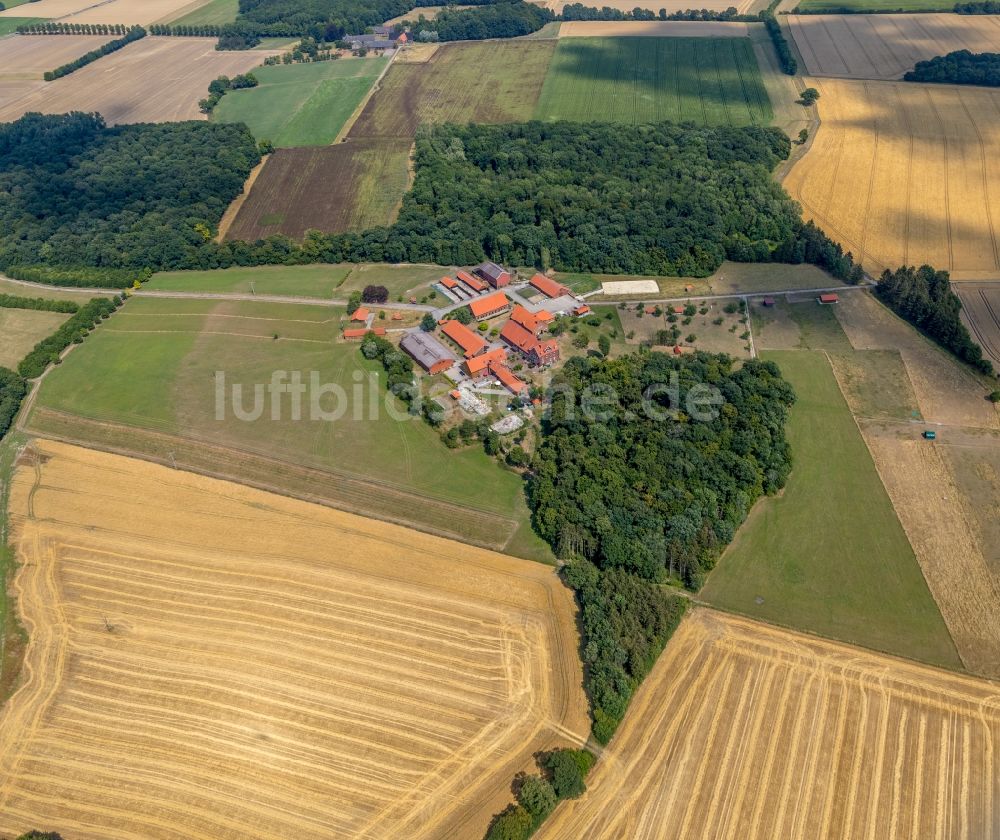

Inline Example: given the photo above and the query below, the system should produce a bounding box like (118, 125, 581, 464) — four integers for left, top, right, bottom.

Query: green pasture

(31, 297, 549, 558)
(534, 36, 773, 126)
(0, 18, 44, 35)
(148, 263, 447, 300)
(213, 58, 388, 146)
(701, 348, 961, 669)
(164, 0, 238, 26)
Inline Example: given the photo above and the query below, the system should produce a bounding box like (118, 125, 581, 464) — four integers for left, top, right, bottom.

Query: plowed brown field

(788, 14, 1000, 79)
(0, 440, 587, 840)
(537, 608, 1000, 840)
(0, 37, 279, 125)
(783, 78, 1000, 278)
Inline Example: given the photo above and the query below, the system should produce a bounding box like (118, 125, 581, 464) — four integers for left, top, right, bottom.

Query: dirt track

(0, 440, 587, 840)
(537, 608, 1000, 839)
(784, 78, 1000, 279)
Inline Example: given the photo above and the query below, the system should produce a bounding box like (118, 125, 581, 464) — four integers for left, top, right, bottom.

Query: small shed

(819, 293, 839, 305)
(351, 307, 370, 322)
(761, 297, 776, 307)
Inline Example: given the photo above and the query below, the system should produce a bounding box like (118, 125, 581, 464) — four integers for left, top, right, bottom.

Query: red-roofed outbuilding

(529, 273, 570, 299)
(441, 319, 489, 358)
(469, 291, 510, 321)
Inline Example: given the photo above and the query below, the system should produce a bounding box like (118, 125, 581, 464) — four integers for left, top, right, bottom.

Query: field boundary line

(22, 411, 522, 549)
(334, 49, 397, 145)
(216, 154, 269, 243)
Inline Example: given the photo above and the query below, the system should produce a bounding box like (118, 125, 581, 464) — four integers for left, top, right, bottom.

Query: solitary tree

(801, 87, 820, 105)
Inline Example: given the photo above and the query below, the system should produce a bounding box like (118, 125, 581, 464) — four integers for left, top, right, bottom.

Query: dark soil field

(225, 139, 411, 241)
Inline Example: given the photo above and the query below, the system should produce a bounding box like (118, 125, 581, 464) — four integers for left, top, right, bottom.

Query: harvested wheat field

(0, 0, 204, 24)
(788, 14, 1000, 79)
(955, 282, 1000, 368)
(834, 290, 998, 429)
(0, 37, 279, 125)
(558, 20, 752, 37)
(862, 426, 1000, 678)
(783, 79, 1000, 278)
(537, 608, 1000, 840)
(0, 440, 587, 840)
(0, 34, 113, 80)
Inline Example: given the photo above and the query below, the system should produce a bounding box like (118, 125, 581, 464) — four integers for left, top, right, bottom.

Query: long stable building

(468, 291, 511, 322)
(441, 319, 489, 358)
(400, 331, 455, 374)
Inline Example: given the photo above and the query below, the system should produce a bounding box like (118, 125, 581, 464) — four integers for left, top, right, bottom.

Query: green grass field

(0, 18, 44, 35)
(148, 263, 448, 300)
(213, 58, 388, 147)
(30, 297, 551, 559)
(701, 349, 961, 669)
(534, 37, 772, 126)
(163, 0, 238, 25)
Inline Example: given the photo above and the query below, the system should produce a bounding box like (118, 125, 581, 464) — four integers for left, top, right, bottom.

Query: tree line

(903, 50, 1000, 86)
(412, 0, 552, 41)
(0, 115, 865, 288)
(0, 294, 79, 314)
(18, 297, 122, 379)
(561, 2, 757, 20)
(954, 0, 1000, 10)
(876, 265, 993, 375)
(43, 26, 146, 81)
(0, 367, 26, 441)
(763, 12, 796, 74)
(16, 21, 137, 34)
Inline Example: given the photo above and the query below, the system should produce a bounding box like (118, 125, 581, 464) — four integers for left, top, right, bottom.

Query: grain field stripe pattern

(536, 608, 1000, 840)
(0, 440, 588, 840)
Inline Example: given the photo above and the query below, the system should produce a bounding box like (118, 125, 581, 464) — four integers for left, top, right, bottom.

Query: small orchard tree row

(0, 294, 79, 314)
(18, 21, 133, 34)
(147, 23, 224, 36)
(44, 26, 145, 81)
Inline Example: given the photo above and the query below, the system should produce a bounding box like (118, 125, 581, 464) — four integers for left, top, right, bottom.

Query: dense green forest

(414, 1, 552, 40)
(526, 351, 793, 742)
(0, 367, 27, 441)
(876, 265, 993, 375)
(386, 122, 860, 279)
(529, 351, 795, 586)
(903, 50, 1000, 86)
(0, 115, 863, 285)
(0, 113, 259, 282)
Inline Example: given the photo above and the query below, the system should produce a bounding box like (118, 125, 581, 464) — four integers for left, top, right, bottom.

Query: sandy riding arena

(788, 14, 1000, 80)
(783, 78, 1000, 278)
(537, 608, 1000, 840)
(0, 38, 279, 125)
(0, 440, 587, 840)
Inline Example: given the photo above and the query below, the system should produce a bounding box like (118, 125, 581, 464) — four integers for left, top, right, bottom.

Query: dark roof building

(475, 261, 511, 289)
(400, 331, 454, 375)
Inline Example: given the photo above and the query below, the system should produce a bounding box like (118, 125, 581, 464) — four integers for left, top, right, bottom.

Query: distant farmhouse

(345, 30, 408, 50)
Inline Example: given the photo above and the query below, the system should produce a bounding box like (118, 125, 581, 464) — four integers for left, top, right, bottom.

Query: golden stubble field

(788, 14, 1000, 80)
(783, 78, 1000, 279)
(0, 35, 114, 81)
(0, 0, 206, 24)
(955, 282, 1000, 368)
(537, 607, 1000, 840)
(0, 38, 280, 125)
(544, 0, 753, 12)
(832, 291, 1000, 678)
(0, 440, 587, 840)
